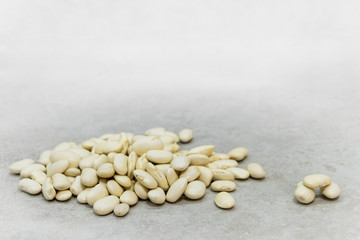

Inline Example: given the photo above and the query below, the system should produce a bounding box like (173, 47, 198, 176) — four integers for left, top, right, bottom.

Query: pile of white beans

(295, 174, 341, 204)
(9, 128, 266, 216)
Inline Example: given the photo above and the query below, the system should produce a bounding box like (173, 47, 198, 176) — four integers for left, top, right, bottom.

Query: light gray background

(1, 1, 360, 239)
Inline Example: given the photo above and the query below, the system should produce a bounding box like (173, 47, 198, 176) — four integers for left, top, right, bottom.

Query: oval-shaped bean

(212, 169, 235, 181)
(93, 155, 108, 170)
(209, 153, 230, 162)
(188, 154, 210, 166)
(295, 182, 316, 204)
(20, 164, 45, 178)
(188, 145, 215, 156)
(179, 129, 193, 143)
(227, 168, 250, 180)
(87, 184, 109, 206)
(303, 174, 331, 188)
(171, 156, 190, 171)
(106, 180, 124, 197)
(198, 166, 213, 187)
(81, 168, 99, 187)
(159, 135, 176, 145)
(38, 151, 51, 165)
(214, 192, 235, 209)
(97, 163, 115, 178)
(79, 155, 97, 170)
(52, 173, 71, 190)
(163, 143, 180, 153)
(30, 170, 47, 185)
(211, 160, 238, 169)
(247, 163, 266, 179)
(321, 182, 341, 199)
(166, 178, 188, 202)
(132, 137, 164, 156)
(113, 154, 128, 175)
(47, 159, 69, 177)
(146, 162, 169, 191)
(93, 195, 120, 215)
(148, 187, 166, 204)
(77, 188, 91, 203)
(211, 180, 236, 192)
(69, 148, 91, 158)
(179, 166, 200, 182)
(114, 175, 132, 188)
(185, 180, 206, 199)
(120, 190, 138, 206)
(146, 150, 173, 164)
(53, 142, 77, 151)
(67, 176, 75, 184)
(114, 203, 130, 217)
(134, 181, 149, 200)
(55, 190, 72, 201)
(127, 151, 137, 179)
(70, 176, 86, 196)
(42, 177, 56, 200)
(81, 139, 96, 151)
(50, 150, 81, 168)
(64, 168, 81, 177)
(94, 141, 122, 154)
(145, 127, 166, 136)
(133, 170, 158, 189)
(155, 164, 171, 175)
(9, 159, 35, 174)
(18, 178, 41, 195)
(135, 154, 148, 171)
(228, 147, 248, 161)
(166, 168, 178, 186)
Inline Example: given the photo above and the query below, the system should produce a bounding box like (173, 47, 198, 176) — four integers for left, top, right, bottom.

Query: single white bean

(227, 168, 250, 180)
(214, 192, 235, 209)
(146, 150, 173, 164)
(120, 190, 138, 206)
(135, 154, 148, 171)
(127, 151, 137, 179)
(303, 174, 331, 188)
(132, 137, 164, 156)
(188, 145, 215, 156)
(228, 147, 248, 161)
(134, 181, 149, 200)
(180, 166, 200, 182)
(179, 129, 193, 143)
(210, 160, 238, 169)
(106, 180, 124, 197)
(148, 187, 166, 204)
(18, 178, 41, 195)
(295, 182, 315, 204)
(184, 180, 206, 200)
(93, 195, 120, 215)
(97, 163, 115, 178)
(64, 168, 81, 177)
(212, 169, 235, 181)
(211, 180, 236, 192)
(247, 163, 266, 179)
(133, 170, 158, 189)
(87, 184, 109, 206)
(198, 166, 213, 187)
(145, 162, 169, 191)
(114, 203, 130, 217)
(30, 170, 47, 185)
(171, 156, 190, 171)
(321, 182, 341, 199)
(52, 173, 71, 190)
(77, 188, 91, 203)
(166, 168, 178, 186)
(70, 176, 86, 196)
(47, 159, 69, 177)
(93, 155, 108, 170)
(50, 150, 81, 168)
(55, 190, 72, 201)
(113, 154, 128, 175)
(38, 150, 51, 165)
(81, 168, 99, 187)
(114, 175, 132, 188)
(94, 141, 122, 154)
(166, 178, 188, 203)
(42, 177, 56, 200)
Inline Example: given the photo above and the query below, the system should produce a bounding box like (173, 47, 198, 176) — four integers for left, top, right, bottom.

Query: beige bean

(188, 154, 210, 166)
(18, 178, 42, 195)
(97, 163, 115, 178)
(198, 166, 213, 187)
(166, 168, 178, 186)
(146, 162, 169, 191)
(70, 176, 86, 196)
(155, 164, 171, 175)
(146, 150, 173, 164)
(81, 139, 96, 150)
(163, 143, 180, 153)
(188, 145, 215, 156)
(148, 187, 166, 204)
(132, 137, 164, 156)
(184, 180, 206, 200)
(127, 151, 137, 179)
(114, 175, 132, 188)
(47, 160, 69, 177)
(93, 195, 120, 215)
(166, 178, 188, 202)
(303, 174, 331, 188)
(135, 154, 148, 171)
(228, 147, 248, 161)
(180, 166, 200, 182)
(295, 182, 316, 204)
(79, 155, 97, 170)
(113, 154, 128, 175)
(38, 151, 51, 165)
(227, 168, 250, 180)
(20, 164, 45, 178)
(69, 148, 91, 158)
(81, 168, 99, 187)
(50, 150, 81, 168)
(52, 173, 70, 190)
(55, 190, 72, 201)
(87, 184, 109, 206)
(9, 159, 35, 174)
(134, 181, 149, 200)
(171, 156, 190, 171)
(179, 129, 193, 143)
(133, 170, 158, 189)
(145, 127, 166, 136)
(209, 153, 230, 162)
(211, 180, 236, 192)
(93, 155, 108, 170)
(159, 135, 176, 145)
(30, 170, 47, 185)
(214, 192, 235, 209)
(106, 180, 124, 197)
(114, 203, 130, 217)
(120, 190, 138, 206)
(64, 168, 81, 177)
(42, 177, 56, 200)
(77, 188, 91, 203)
(67, 176, 75, 184)
(210, 160, 238, 169)
(321, 182, 341, 199)
(247, 163, 266, 179)
(107, 152, 117, 163)
(212, 169, 234, 181)
(94, 141, 122, 154)
(53, 142, 77, 151)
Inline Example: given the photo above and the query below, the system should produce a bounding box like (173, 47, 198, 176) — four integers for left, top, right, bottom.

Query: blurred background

(1, 1, 359, 239)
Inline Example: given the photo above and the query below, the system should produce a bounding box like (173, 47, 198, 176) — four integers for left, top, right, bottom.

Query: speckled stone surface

(1, 1, 360, 239)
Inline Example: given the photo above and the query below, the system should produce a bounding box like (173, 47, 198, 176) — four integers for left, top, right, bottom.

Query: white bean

(134, 181, 149, 200)
(132, 137, 164, 156)
(179, 129, 193, 143)
(188, 145, 215, 156)
(20, 164, 45, 178)
(228, 147, 248, 161)
(9, 159, 35, 174)
(133, 170, 158, 189)
(106, 180, 124, 197)
(47, 159, 69, 177)
(93, 195, 120, 215)
(42, 177, 56, 200)
(211, 180, 236, 192)
(87, 184, 109, 206)
(295, 182, 315, 204)
(171, 156, 190, 171)
(166, 168, 178, 186)
(214, 192, 235, 209)
(145, 162, 169, 191)
(77, 188, 91, 203)
(166, 178, 188, 202)
(113, 154, 128, 175)
(120, 190, 138, 206)
(70, 176, 86, 196)
(81, 168, 98, 187)
(212, 169, 234, 181)
(114, 175, 132, 188)
(188, 154, 210, 166)
(38, 151, 51, 165)
(247, 163, 266, 179)
(227, 168, 250, 180)
(55, 190, 72, 201)
(321, 182, 341, 199)
(303, 174, 331, 188)
(184, 180, 206, 200)
(30, 170, 47, 185)
(97, 163, 115, 178)
(148, 187, 166, 204)
(114, 203, 130, 217)
(52, 173, 71, 190)
(146, 150, 173, 164)
(18, 178, 41, 195)
(198, 166, 213, 187)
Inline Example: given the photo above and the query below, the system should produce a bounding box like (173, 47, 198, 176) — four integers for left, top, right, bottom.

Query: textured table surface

(1, 1, 360, 239)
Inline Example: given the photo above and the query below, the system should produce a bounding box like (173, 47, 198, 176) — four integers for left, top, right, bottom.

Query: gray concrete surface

(1, 1, 360, 239)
